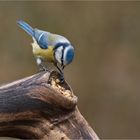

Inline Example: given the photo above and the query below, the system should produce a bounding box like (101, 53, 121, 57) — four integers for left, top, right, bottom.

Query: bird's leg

(54, 63, 64, 82)
(36, 57, 48, 72)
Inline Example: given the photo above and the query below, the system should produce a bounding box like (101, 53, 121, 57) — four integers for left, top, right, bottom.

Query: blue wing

(17, 20, 49, 49)
(34, 29, 49, 49)
(17, 20, 34, 37)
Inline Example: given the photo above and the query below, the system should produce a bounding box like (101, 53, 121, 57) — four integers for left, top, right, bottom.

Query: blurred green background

(0, 1, 140, 139)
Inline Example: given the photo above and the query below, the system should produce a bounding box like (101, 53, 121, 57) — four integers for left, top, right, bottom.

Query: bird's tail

(17, 20, 34, 37)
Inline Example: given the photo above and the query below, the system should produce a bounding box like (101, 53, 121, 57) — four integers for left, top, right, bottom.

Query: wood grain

(0, 71, 99, 140)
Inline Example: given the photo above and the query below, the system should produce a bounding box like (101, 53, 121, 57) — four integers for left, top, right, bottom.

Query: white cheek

(55, 46, 63, 64)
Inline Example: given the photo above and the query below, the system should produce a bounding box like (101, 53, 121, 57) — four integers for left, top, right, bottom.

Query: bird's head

(53, 35, 74, 69)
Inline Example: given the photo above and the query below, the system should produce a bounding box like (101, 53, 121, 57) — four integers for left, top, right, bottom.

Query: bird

(17, 20, 74, 81)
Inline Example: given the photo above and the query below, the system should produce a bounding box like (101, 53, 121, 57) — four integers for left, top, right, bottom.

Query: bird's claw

(60, 74, 64, 83)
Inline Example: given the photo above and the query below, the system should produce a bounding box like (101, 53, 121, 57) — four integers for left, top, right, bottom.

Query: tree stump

(0, 71, 99, 140)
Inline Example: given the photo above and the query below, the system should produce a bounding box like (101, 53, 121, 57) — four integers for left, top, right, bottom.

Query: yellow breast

(31, 40, 55, 62)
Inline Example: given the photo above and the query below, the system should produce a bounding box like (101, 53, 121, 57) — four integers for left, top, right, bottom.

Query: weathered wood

(0, 71, 99, 140)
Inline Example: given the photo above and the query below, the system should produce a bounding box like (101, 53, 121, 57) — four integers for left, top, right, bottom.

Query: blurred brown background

(0, 1, 140, 139)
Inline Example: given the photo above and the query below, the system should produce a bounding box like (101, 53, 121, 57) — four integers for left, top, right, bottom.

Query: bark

(0, 71, 99, 140)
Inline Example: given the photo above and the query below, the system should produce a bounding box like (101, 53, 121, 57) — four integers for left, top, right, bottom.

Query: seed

(56, 79, 60, 83)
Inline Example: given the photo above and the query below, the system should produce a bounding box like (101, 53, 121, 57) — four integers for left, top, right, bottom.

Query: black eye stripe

(54, 42, 69, 50)
(61, 47, 65, 66)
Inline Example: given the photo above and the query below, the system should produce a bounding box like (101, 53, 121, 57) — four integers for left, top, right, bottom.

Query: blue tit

(17, 20, 74, 79)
